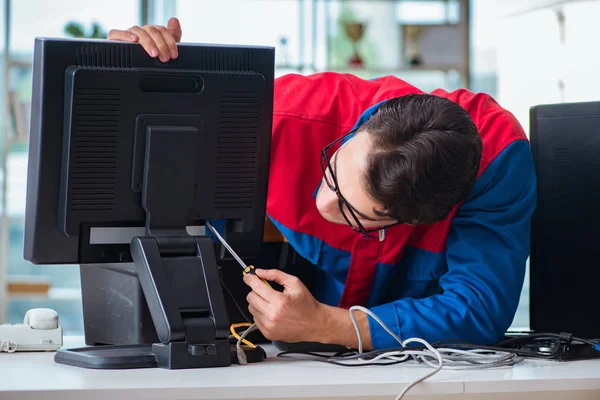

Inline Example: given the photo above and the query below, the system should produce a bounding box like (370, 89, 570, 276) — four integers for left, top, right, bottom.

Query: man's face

(315, 132, 397, 230)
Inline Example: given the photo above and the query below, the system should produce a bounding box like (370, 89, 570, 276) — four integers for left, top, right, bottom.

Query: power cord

(219, 265, 254, 323)
(1, 340, 17, 353)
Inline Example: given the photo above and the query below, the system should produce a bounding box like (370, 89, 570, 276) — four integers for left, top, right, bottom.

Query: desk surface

(1, 337, 600, 400)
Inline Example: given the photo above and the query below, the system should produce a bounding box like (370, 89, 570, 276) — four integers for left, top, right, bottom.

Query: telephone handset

(23, 308, 59, 330)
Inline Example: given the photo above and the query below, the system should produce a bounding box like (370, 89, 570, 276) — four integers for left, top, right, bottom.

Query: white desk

(1, 337, 600, 400)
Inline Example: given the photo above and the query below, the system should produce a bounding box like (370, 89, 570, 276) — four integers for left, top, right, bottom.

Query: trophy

(343, 21, 366, 67)
(404, 25, 422, 66)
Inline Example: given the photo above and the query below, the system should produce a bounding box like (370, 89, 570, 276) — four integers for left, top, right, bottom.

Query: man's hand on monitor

(107, 17, 182, 63)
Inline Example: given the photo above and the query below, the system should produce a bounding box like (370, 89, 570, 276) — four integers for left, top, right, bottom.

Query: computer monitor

(23, 37, 274, 368)
(530, 101, 600, 340)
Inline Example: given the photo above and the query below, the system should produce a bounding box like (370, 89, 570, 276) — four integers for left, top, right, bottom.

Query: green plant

(64, 21, 107, 39)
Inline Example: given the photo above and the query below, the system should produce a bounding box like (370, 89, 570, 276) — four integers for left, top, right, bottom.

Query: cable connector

(558, 332, 573, 344)
(594, 343, 600, 352)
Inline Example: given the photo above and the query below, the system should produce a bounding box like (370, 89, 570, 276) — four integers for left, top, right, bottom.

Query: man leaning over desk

(108, 18, 537, 351)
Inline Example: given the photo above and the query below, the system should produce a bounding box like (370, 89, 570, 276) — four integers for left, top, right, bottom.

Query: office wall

(496, 1, 600, 134)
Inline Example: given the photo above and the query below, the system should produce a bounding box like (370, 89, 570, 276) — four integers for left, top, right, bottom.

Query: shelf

(276, 64, 462, 74)
(276, 63, 309, 70)
(498, 0, 585, 18)
(327, 64, 462, 73)
(7, 288, 82, 301)
(7, 59, 32, 69)
(0, 215, 25, 225)
(6, 137, 29, 147)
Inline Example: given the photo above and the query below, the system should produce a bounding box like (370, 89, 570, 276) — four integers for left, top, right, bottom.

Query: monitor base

(54, 343, 266, 369)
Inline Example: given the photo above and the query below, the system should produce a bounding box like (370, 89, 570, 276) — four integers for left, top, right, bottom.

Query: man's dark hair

(360, 94, 482, 225)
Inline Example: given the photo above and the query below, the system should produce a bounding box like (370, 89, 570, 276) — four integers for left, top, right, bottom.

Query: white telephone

(0, 308, 63, 352)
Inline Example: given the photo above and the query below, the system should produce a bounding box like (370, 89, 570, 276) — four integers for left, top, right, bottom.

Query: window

(9, 0, 139, 54)
(0, 2, 5, 139)
(469, 0, 498, 98)
(1, 0, 141, 334)
(174, 0, 301, 68)
(396, 0, 460, 24)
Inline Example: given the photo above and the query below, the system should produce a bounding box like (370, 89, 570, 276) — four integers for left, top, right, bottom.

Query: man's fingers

(109, 25, 176, 60)
(244, 273, 280, 303)
(251, 315, 272, 339)
(142, 25, 170, 62)
(248, 303, 267, 320)
(248, 306, 275, 340)
(155, 25, 178, 59)
(247, 291, 270, 314)
(107, 29, 138, 42)
(255, 269, 301, 288)
(167, 17, 182, 42)
(128, 26, 158, 58)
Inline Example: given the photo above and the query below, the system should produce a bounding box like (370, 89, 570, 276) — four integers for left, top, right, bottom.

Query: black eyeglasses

(319, 130, 399, 234)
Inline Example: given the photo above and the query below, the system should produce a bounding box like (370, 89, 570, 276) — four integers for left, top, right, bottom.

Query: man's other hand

(244, 269, 327, 343)
(107, 17, 182, 62)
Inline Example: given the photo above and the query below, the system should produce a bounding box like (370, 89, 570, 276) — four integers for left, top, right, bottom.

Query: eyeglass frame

(319, 129, 402, 234)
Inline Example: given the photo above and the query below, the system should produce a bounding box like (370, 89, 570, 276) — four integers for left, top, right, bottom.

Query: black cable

(432, 341, 562, 359)
(432, 333, 599, 360)
(496, 333, 597, 347)
(322, 359, 408, 367)
(219, 267, 253, 323)
(277, 350, 356, 359)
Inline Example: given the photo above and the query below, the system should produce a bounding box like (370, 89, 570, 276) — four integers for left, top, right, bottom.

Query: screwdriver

(206, 222, 271, 288)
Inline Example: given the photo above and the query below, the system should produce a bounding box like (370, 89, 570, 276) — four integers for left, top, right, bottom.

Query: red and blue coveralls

(266, 72, 536, 349)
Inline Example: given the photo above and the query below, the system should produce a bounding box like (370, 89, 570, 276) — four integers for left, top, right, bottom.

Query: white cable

(0, 340, 17, 353)
(236, 323, 258, 365)
(433, 348, 521, 369)
(343, 306, 524, 398)
(349, 305, 403, 354)
(349, 306, 443, 400)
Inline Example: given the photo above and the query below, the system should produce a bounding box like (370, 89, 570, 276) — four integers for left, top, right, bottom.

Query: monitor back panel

(530, 101, 600, 339)
(24, 39, 274, 265)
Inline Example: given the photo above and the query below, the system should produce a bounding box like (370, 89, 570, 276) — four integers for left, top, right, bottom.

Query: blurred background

(1, 0, 598, 335)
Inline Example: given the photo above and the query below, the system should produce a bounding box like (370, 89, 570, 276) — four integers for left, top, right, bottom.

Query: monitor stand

(54, 124, 265, 369)
(55, 235, 266, 369)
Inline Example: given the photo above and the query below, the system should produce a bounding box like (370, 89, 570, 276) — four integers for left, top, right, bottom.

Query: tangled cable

(1, 340, 17, 353)
(277, 306, 523, 400)
(230, 305, 523, 399)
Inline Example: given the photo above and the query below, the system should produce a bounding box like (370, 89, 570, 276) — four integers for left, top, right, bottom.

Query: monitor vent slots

(215, 92, 260, 209)
(75, 45, 132, 68)
(69, 88, 120, 211)
(552, 147, 570, 197)
(197, 49, 250, 71)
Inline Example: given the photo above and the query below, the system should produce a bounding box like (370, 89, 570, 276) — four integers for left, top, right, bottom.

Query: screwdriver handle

(243, 265, 271, 288)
